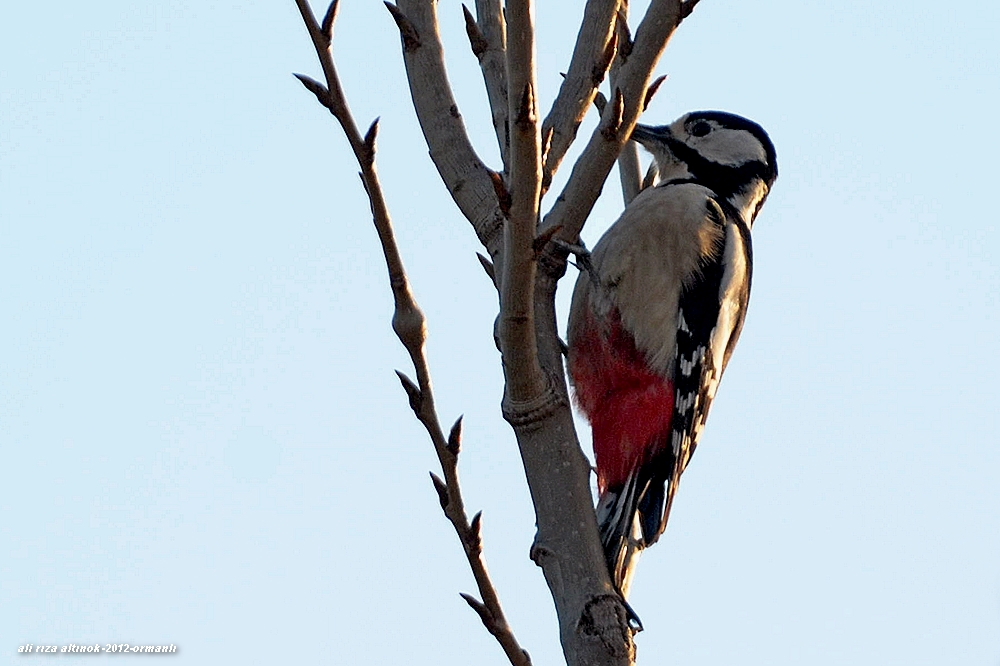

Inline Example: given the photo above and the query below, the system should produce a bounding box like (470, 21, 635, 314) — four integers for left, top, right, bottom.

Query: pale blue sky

(2, 1, 998, 664)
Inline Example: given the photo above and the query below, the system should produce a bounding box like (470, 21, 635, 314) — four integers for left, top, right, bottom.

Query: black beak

(630, 123, 670, 148)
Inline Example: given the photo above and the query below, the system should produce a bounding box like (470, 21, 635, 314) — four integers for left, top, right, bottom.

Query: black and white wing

(637, 196, 753, 545)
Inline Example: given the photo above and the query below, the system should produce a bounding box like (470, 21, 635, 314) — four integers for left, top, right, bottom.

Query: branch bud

(293, 74, 331, 109)
(489, 170, 512, 216)
(514, 82, 536, 128)
(446, 416, 463, 456)
(680, 0, 701, 21)
(459, 593, 494, 628)
(384, 2, 422, 52)
(321, 0, 340, 40)
(593, 90, 608, 115)
(362, 117, 380, 165)
(430, 472, 449, 510)
(476, 253, 497, 286)
(643, 75, 667, 111)
(600, 88, 624, 140)
(540, 126, 554, 166)
(462, 5, 489, 58)
(395, 370, 423, 413)
(468, 510, 483, 556)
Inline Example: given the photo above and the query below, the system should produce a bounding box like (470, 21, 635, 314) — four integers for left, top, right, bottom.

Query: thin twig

(610, 0, 642, 205)
(388, 0, 506, 260)
(294, 3, 530, 665)
(465, 0, 510, 173)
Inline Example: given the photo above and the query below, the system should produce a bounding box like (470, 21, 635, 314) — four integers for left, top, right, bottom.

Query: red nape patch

(569, 308, 674, 493)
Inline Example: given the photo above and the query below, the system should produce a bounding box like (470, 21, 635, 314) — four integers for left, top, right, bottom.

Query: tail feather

(636, 478, 666, 545)
(598, 468, 676, 593)
(596, 472, 647, 629)
(598, 470, 661, 595)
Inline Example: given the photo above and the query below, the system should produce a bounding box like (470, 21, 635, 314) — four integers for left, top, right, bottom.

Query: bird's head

(632, 111, 778, 223)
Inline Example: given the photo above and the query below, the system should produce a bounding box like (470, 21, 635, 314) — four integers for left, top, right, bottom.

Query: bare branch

(294, 3, 530, 664)
(539, 0, 688, 254)
(391, 0, 506, 259)
(613, 70, 665, 204)
(540, 0, 620, 191)
(610, 1, 641, 204)
(615, 6, 634, 60)
(297, 0, 702, 661)
(464, 2, 511, 173)
(293, 0, 363, 154)
(501, 0, 546, 403)
(616, 141, 643, 204)
(509, 11, 697, 655)
(461, 589, 534, 666)
(492, 3, 638, 663)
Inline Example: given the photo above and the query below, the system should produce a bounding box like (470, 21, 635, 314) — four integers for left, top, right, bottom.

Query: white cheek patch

(696, 128, 767, 168)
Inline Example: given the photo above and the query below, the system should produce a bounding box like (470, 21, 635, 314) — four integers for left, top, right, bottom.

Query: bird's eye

(690, 121, 711, 137)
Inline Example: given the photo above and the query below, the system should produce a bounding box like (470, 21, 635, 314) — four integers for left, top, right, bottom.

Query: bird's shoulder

(584, 182, 727, 375)
(592, 183, 724, 271)
(605, 181, 718, 234)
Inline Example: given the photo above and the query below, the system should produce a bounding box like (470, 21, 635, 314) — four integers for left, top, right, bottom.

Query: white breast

(570, 183, 725, 376)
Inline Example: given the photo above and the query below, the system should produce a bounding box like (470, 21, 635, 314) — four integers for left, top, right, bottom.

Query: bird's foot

(554, 239, 599, 287)
(621, 596, 644, 633)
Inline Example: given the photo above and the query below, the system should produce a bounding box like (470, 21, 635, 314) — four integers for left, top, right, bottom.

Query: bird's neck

(654, 159, 693, 183)
(725, 178, 769, 228)
(655, 154, 768, 228)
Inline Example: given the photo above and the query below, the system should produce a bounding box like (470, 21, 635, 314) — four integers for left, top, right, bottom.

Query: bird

(566, 110, 777, 596)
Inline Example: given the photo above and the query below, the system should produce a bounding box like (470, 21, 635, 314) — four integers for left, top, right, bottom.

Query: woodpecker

(567, 111, 777, 594)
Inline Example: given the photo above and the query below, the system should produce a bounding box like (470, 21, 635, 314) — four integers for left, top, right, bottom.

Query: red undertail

(570, 308, 675, 492)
